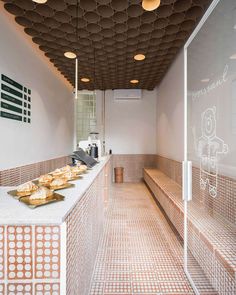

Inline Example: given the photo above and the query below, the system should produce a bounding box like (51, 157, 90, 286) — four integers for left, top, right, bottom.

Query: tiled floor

(89, 183, 195, 295)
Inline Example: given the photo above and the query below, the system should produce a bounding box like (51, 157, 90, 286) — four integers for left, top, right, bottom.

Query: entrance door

(184, 0, 236, 294)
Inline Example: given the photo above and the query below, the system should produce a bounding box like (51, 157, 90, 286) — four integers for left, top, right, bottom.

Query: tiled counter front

(0, 159, 111, 295)
(0, 224, 62, 295)
(66, 165, 111, 295)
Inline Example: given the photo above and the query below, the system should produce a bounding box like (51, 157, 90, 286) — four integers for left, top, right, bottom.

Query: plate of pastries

(8, 181, 38, 199)
(19, 186, 64, 209)
(7, 181, 64, 208)
(7, 164, 88, 208)
(37, 173, 74, 191)
(50, 164, 88, 177)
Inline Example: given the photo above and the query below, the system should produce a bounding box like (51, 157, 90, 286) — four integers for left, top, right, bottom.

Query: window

(76, 91, 97, 143)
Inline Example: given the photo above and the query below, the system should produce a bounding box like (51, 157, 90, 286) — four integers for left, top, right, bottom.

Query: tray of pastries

(50, 165, 85, 177)
(8, 181, 38, 199)
(49, 177, 75, 190)
(35, 174, 75, 190)
(50, 168, 64, 178)
(63, 170, 81, 181)
(19, 186, 64, 209)
(50, 165, 85, 179)
(37, 174, 53, 186)
(7, 163, 89, 208)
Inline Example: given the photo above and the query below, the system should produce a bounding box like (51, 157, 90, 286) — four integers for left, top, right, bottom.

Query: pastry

(38, 174, 53, 184)
(17, 181, 38, 194)
(29, 187, 53, 200)
(50, 178, 67, 188)
(78, 165, 87, 172)
(63, 171, 75, 181)
(61, 165, 71, 173)
(71, 166, 80, 174)
(51, 168, 63, 177)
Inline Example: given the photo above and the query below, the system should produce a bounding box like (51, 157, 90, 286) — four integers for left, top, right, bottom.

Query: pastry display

(38, 174, 53, 185)
(8, 161, 92, 207)
(50, 177, 67, 188)
(17, 181, 38, 195)
(29, 187, 53, 200)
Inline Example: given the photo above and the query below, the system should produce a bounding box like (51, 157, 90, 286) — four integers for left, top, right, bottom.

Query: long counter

(0, 156, 112, 295)
(0, 156, 111, 224)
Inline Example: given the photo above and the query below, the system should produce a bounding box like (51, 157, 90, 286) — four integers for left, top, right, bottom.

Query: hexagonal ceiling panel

(2, 0, 212, 90)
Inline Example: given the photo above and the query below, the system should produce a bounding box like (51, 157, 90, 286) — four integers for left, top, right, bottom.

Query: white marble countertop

(0, 156, 110, 225)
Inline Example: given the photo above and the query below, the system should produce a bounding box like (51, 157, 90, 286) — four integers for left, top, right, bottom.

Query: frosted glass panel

(186, 0, 236, 294)
(187, 2, 236, 179)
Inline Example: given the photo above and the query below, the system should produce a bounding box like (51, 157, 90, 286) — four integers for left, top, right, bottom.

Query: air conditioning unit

(113, 89, 142, 101)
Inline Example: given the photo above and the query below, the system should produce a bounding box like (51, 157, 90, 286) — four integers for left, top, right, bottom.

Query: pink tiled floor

(89, 183, 195, 295)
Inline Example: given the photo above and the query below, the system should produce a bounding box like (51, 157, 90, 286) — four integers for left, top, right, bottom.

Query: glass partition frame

(183, 0, 236, 294)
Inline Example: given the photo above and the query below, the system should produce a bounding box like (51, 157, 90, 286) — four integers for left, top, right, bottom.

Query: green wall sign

(0, 74, 31, 123)
(0, 111, 22, 121)
(1, 101, 22, 114)
(1, 74, 23, 91)
(1, 92, 22, 106)
(1, 84, 22, 98)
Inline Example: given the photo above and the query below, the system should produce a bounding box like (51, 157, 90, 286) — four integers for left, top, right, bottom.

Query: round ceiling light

(130, 79, 139, 84)
(64, 51, 77, 59)
(134, 54, 146, 61)
(81, 78, 90, 82)
(32, 0, 48, 3)
(142, 0, 161, 11)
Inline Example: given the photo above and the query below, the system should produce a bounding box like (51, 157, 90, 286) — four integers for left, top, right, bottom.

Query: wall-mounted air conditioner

(113, 89, 142, 101)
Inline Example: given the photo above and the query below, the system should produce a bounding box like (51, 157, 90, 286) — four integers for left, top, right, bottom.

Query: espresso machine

(78, 132, 102, 161)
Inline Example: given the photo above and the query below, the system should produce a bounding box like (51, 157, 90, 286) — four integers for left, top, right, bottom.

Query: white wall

(103, 89, 157, 154)
(156, 50, 184, 162)
(0, 5, 74, 170)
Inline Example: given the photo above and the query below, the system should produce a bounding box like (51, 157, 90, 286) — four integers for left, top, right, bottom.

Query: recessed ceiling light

(130, 79, 139, 84)
(134, 54, 146, 61)
(32, 0, 48, 3)
(201, 78, 210, 83)
(230, 53, 236, 59)
(142, 0, 161, 11)
(64, 51, 77, 59)
(81, 78, 90, 82)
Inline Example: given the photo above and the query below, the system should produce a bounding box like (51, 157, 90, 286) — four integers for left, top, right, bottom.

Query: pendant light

(32, 0, 47, 3)
(81, 78, 90, 83)
(64, 52, 77, 59)
(142, 0, 161, 11)
(130, 79, 139, 84)
(134, 54, 146, 61)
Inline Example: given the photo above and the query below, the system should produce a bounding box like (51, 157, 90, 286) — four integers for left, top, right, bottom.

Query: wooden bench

(144, 168, 236, 294)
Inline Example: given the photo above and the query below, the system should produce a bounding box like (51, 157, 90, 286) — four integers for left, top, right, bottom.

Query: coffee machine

(78, 132, 102, 161)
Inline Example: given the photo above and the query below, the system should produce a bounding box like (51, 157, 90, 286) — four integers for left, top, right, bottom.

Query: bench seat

(144, 168, 236, 294)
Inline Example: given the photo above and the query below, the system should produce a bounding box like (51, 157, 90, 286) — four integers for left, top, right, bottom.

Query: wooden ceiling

(2, 0, 212, 90)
